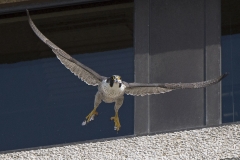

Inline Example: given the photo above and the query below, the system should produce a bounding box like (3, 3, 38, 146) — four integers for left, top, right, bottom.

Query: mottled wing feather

(124, 74, 227, 96)
(52, 50, 100, 86)
(124, 84, 173, 96)
(27, 10, 105, 86)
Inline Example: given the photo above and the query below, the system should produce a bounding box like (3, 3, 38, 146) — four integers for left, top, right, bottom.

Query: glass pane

(222, 0, 240, 123)
(0, 1, 134, 151)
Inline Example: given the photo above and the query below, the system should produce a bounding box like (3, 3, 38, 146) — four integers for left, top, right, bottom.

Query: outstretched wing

(27, 10, 106, 86)
(124, 73, 228, 96)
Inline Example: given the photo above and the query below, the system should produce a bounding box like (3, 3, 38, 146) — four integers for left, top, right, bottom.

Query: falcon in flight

(27, 10, 227, 131)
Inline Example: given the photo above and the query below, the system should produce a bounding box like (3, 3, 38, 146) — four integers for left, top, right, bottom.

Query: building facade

(0, 0, 239, 155)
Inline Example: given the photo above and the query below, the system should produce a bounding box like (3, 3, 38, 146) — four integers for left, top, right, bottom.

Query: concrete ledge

(1, 123, 240, 159)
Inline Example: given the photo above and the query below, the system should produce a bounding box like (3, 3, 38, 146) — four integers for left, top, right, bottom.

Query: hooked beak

(114, 79, 121, 83)
(114, 76, 122, 84)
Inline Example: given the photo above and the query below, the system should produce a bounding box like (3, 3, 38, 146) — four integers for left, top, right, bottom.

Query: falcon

(27, 10, 227, 131)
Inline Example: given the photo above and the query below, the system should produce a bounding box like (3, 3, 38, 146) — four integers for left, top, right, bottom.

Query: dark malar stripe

(106, 77, 114, 87)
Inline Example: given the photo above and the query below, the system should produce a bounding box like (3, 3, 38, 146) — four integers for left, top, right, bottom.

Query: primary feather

(27, 10, 105, 86)
(123, 74, 227, 96)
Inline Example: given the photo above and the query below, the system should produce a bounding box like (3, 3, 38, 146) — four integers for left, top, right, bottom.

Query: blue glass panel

(222, 34, 240, 123)
(0, 48, 134, 151)
(221, 0, 240, 123)
(0, 1, 134, 150)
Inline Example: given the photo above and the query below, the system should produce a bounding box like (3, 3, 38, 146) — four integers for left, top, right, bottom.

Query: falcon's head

(107, 75, 122, 87)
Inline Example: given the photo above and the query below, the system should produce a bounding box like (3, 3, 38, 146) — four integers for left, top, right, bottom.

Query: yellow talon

(86, 109, 98, 123)
(110, 112, 121, 131)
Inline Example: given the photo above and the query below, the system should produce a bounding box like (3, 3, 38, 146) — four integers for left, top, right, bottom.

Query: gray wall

(134, 0, 221, 134)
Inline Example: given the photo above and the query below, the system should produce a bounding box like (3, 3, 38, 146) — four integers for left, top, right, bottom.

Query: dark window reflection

(0, 1, 133, 152)
(222, 0, 240, 123)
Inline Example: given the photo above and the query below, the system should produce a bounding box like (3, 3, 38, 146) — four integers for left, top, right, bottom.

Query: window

(222, 0, 240, 123)
(0, 1, 134, 151)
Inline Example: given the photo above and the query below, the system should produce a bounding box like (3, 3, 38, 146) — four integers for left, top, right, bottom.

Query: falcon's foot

(82, 109, 98, 126)
(110, 112, 121, 131)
